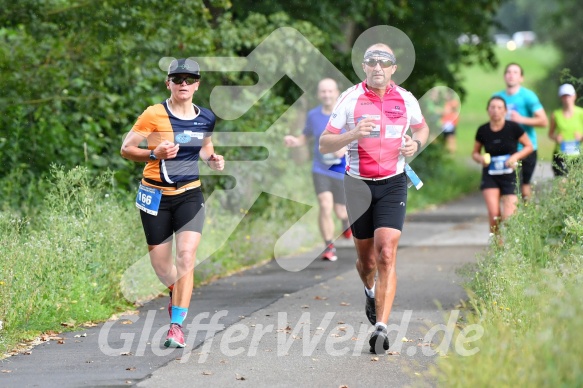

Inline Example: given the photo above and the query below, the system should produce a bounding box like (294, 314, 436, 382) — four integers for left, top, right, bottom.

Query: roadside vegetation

(437, 156, 583, 386)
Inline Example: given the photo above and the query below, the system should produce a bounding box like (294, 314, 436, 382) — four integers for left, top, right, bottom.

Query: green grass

(0, 167, 141, 352)
(455, 44, 561, 162)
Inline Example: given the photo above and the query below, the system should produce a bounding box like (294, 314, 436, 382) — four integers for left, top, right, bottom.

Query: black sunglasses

(364, 59, 395, 68)
(169, 76, 200, 85)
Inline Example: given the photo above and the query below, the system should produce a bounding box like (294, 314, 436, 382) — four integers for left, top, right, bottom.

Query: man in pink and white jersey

(320, 43, 429, 354)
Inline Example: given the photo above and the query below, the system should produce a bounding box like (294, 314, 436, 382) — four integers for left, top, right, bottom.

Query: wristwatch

(149, 150, 157, 160)
(413, 140, 422, 154)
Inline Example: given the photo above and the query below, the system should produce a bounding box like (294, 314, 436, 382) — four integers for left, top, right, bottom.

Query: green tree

(544, 0, 583, 78)
(0, 1, 321, 208)
(230, 0, 502, 96)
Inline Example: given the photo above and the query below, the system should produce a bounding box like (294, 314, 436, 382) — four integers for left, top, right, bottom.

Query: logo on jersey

(175, 133, 191, 144)
(357, 114, 381, 122)
(185, 130, 204, 140)
(385, 110, 404, 119)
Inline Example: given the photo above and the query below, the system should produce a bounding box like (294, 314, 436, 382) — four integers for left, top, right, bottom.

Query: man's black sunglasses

(363, 59, 395, 68)
(170, 76, 200, 85)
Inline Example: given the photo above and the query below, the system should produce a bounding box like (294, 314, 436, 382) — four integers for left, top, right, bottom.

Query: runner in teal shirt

(493, 63, 548, 200)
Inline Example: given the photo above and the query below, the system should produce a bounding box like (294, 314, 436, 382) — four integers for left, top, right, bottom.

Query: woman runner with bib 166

(121, 58, 224, 348)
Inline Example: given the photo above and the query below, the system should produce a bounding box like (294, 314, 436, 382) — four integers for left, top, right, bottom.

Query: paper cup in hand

(483, 153, 491, 165)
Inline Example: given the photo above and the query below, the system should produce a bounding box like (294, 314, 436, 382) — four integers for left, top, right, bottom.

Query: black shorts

(343, 173, 408, 239)
(480, 170, 518, 196)
(312, 173, 346, 205)
(551, 152, 567, 177)
(139, 187, 205, 246)
(520, 150, 537, 184)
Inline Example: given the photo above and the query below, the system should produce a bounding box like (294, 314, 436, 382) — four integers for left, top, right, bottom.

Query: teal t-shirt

(493, 87, 544, 151)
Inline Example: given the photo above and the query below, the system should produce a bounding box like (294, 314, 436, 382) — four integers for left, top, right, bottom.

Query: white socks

(365, 283, 375, 298)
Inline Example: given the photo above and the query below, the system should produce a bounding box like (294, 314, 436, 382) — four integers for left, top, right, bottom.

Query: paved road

(140, 192, 491, 388)
(1, 186, 492, 388)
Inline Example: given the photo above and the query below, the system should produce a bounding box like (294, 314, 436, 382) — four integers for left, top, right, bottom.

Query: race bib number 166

(135, 183, 162, 216)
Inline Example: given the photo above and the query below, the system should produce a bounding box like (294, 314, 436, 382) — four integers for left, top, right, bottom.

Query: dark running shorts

(552, 152, 568, 177)
(344, 172, 408, 239)
(520, 150, 537, 184)
(139, 187, 205, 246)
(312, 172, 346, 205)
(480, 169, 519, 196)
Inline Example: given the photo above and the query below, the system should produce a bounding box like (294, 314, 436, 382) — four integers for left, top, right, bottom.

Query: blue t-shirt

(303, 106, 346, 179)
(493, 87, 544, 151)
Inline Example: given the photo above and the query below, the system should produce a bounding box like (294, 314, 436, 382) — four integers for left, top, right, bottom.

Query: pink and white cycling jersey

(325, 81, 426, 179)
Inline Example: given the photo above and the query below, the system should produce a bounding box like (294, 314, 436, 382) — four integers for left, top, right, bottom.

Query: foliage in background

(0, 0, 324, 211)
(230, 0, 502, 97)
(0, 0, 503, 213)
(437, 154, 583, 385)
(545, 0, 583, 79)
(521, 0, 582, 80)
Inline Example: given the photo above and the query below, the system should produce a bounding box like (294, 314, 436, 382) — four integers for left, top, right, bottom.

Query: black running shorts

(551, 152, 568, 177)
(139, 187, 205, 246)
(520, 150, 537, 185)
(344, 172, 408, 239)
(480, 169, 519, 196)
(312, 172, 346, 205)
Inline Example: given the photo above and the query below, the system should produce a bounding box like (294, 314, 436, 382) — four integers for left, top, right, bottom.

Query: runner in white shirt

(320, 43, 429, 354)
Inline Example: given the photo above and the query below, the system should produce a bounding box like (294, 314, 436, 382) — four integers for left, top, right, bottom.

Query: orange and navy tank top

(131, 100, 216, 184)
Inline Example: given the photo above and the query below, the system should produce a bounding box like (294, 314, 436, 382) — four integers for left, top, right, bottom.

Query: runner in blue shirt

(284, 78, 350, 262)
(493, 63, 548, 200)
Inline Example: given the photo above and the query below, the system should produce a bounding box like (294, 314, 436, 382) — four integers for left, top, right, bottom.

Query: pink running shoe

(342, 228, 352, 239)
(164, 323, 185, 348)
(320, 244, 338, 262)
